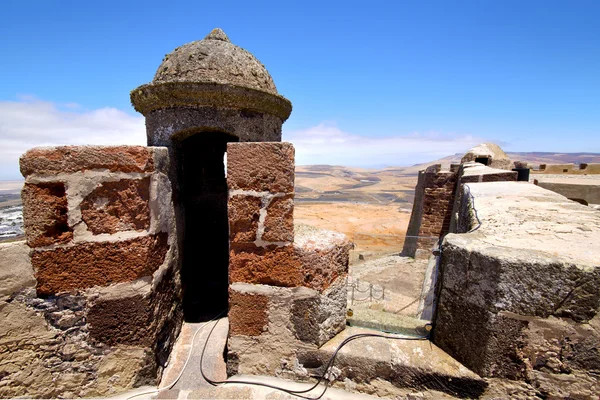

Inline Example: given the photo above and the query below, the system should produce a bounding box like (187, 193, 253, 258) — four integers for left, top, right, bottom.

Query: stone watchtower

(130, 28, 293, 321)
(131, 28, 292, 146)
(10, 28, 350, 397)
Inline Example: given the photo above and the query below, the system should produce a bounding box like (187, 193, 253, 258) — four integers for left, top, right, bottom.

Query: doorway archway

(174, 131, 239, 321)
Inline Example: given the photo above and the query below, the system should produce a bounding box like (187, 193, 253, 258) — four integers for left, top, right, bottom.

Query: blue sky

(1, 0, 599, 179)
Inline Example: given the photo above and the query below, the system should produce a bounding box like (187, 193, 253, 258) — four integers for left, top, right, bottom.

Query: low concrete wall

(434, 182, 600, 398)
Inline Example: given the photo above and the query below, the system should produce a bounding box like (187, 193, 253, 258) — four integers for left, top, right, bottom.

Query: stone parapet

(531, 162, 600, 175)
(19, 146, 177, 293)
(226, 142, 350, 378)
(20, 145, 156, 177)
(227, 277, 347, 377)
(534, 176, 600, 205)
(1, 145, 183, 398)
(402, 166, 457, 258)
(434, 182, 600, 397)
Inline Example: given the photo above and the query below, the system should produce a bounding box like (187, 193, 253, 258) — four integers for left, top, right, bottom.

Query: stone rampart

(434, 182, 600, 398)
(0, 145, 181, 398)
(531, 163, 600, 175)
(403, 162, 517, 259)
(402, 165, 457, 258)
(226, 142, 351, 378)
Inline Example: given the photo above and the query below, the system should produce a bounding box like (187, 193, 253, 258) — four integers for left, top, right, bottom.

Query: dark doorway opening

(175, 131, 238, 322)
(475, 157, 489, 166)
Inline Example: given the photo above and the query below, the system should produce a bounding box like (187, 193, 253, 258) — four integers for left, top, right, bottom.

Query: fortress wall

(448, 163, 517, 233)
(226, 142, 351, 378)
(401, 165, 458, 258)
(418, 167, 457, 243)
(0, 146, 181, 398)
(415, 163, 517, 318)
(434, 182, 600, 397)
(401, 171, 426, 257)
(531, 163, 600, 175)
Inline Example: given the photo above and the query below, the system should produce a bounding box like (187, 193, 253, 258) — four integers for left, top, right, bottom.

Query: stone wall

(402, 165, 457, 258)
(531, 163, 600, 175)
(0, 146, 182, 398)
(434, 182, 600, 398)
(418, 166, 457, 241)
(226, 142, 351, 378)
(448, 163, 517, 233)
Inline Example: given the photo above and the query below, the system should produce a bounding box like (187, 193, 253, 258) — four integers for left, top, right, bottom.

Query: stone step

(297, 326, 488, 399)
(347, 306, 431, 336)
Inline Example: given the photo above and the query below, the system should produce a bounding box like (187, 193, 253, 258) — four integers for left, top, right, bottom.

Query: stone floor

(109, 318, 382, 400)
(109, 318, 492, 400)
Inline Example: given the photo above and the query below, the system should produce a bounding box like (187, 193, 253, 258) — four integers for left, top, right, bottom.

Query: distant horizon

(3, 149, 600, 183)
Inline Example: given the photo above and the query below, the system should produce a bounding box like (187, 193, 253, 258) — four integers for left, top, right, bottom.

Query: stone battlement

(530, 162, 600, 174)
(434, 182, 600, 396)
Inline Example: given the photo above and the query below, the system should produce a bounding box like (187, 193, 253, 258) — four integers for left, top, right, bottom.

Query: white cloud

(0, 98, 487, 179)
(0, 98, 145, 180)
(283, 122, 486, 167)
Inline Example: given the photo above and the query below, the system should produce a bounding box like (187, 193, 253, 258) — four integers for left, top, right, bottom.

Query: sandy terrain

(294, 202, 411, 259)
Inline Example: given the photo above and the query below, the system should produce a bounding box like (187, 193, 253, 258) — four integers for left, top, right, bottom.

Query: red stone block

(33, 233, 168, 295)
(227, 142, 294, 193)
(21, 182, 73, 248)
(228, 289, 269, 336)
(262, 195, 294, 242)
(20, 146, 154, 177)
(81, 178, 151, 234)
(88, 293, 152, 345)
(228, 195, 262, 243)
(229, 244, 304, 287)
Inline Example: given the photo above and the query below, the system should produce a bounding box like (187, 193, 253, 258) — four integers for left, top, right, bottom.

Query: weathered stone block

(227, 195, 262, 243)
(291, 276, 347, 346)
(20, 146, 155, 177)
(89, 270, 181, 364)
(230, 225, 351, 291)
(435, 182, 600, 386)
(520, 314, 600, 375)
(81, 178, 151, 234)
(229, 288, 269, 336)
(434, 291, 530, 379)
(227, 282, 338, 378)
(33, 233, 168, 295)
(297, 326, 487, 399)
(227, 142, 294, 193)
(0, 241, 35, 298)
(88, 293, 152, 346)
(21, 182, 73, 247)
(229, 244, 304, 287)
(262, 194, 294, 242)
(482, 172, 517, 182)
(294, 224, 351, 291)
(91, 347, 155, 396)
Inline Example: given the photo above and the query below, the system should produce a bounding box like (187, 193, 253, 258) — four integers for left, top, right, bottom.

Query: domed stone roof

(461, 142, 512, 170)
(152, 28, 278, 95)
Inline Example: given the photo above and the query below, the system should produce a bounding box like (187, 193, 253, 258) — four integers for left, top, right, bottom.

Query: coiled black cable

(200, 317, 429, 399)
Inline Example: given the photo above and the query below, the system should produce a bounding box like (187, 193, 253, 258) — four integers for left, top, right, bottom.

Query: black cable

(200, 317, 429, 399)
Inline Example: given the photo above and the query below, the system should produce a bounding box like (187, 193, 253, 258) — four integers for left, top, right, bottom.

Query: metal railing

(346, 277, 385, 304)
